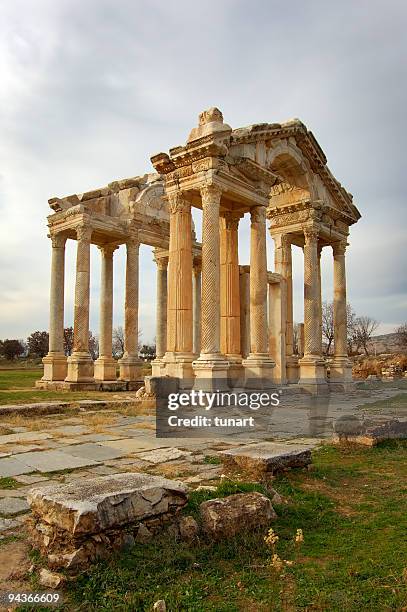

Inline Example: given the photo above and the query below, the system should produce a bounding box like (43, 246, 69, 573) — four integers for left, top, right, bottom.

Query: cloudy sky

(1, 0, 406, 344)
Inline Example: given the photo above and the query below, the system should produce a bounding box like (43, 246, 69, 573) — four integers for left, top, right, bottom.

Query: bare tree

(112, 326, 125, 359)
(353, 316, 379, 356)
(292, 323, 300, 355)
(346, 304, 357, 354)
(89, 332, 99, 360)
(322, 301, 334, 355)
(395, 323, 407, 348)
(64, 327, 74, 356)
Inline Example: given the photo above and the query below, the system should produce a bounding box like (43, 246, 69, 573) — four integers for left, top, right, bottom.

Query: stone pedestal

(119, 233, 142, 382)
(42, 233, 68, 382)
(66, 226, 94, 383)
(243, 206, 275, 388)
(299, 228, 328, 394)
(193, 185, 229, 390)
(94, 245, 117, 381)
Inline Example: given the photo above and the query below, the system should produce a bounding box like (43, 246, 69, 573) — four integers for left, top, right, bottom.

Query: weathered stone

(27, 472, 188, 535)
(135, 523, 153, 543)
(219, 442, 312, 475)
(39, 568, 64, 589)
(0, 497, 29, 516)
(153, 601, 167, 612)
(200, 492, 276, 540)
(136, 447, 190, 464)
(333, 417, 407, 446)
(178, 515, 199, 542)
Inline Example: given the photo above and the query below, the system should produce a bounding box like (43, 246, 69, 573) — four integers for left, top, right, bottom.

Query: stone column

(220, 213, 242, 384)
(317, 244, 323, 355)
(193, 259, 202, 356)
(151, 251, 168, 377)
(239, 266, 250, 359)
(164, 192, 194, 382)
(193, 184, 229, 387)
(298, 323, 305, 357)
(268, 276, 287, 385)
(273, 233, 299, 383)
(330, 240, 353, 389)
(119, 232, 142, 382)
(243, 206, 275, 387)
(299, 227, 327, 393)
(41, 233, 68, 382)
(66, 225, 94, 384)
(94, 244, 117, 381)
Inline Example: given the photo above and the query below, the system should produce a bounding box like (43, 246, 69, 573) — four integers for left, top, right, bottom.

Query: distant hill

(367, 332, 405, 355)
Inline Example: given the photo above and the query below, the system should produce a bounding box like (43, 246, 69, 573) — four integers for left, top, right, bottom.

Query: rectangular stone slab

(27, 472, 188, 535)
(219, 442, 312, 473)
(17, 450, 100, 472)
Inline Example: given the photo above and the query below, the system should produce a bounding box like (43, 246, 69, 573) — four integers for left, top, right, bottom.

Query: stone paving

(0, 385, 405, 531)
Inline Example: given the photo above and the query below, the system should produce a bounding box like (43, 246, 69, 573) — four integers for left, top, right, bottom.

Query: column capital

(332, 240, 348, 256)
(98, 243, 118, 258)
(76, 225, 92, 243)
(303, 227, 319, 245)
(154, 254, 169, 270)
(250, 205, 267, 224)
(200, 184, 222, 207)
(126, 230, 140, 250)
(168, 191, 190, 214)
(221, 212, 242, 231)
(48, 232, 67, 249)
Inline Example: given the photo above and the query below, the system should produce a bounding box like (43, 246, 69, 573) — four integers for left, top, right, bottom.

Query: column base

(193, 354, 230, 391)
(242, 353, 275, 389)
(298, 355, 328, 394)
(41, 353, 67, 382)
(151, 358, 167, 377)
(65, 352, 94, 383)
(226, 355, 244, 387)
(94, 356, 118, 381)
(329, 356, 354, 392)
(162, 352, 195, 388)
(286, 355, 300, 384)
(118, 355, 143, 382)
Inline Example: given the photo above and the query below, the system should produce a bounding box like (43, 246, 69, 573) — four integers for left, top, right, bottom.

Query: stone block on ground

(200, 492, 276, 540)
(333, 416, 407, 446)
(0, 497, 30, 516)
(219, 442, 312, 476)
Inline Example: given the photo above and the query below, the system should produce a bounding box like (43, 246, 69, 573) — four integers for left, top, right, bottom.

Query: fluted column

(193, 260, 202, 355)
(299, 227, 327, 392)
(119, 231, 142, 382)
(94, 244, 117, 381)
(193, 184, 228, 387)
(220, 214, 241, 357)
(41, 233, 68, 382)
(66, 225, 94, 383)
(330, 240, 353, 388)
(163, 192, 194, 382)
(268, 276, 287, 384)
(239, 266, 250, 359)
(243, 206, 274, 387)
(273, 233, 299, 383)
(155, 254, 168, 359)
(317, 244, 323, 355)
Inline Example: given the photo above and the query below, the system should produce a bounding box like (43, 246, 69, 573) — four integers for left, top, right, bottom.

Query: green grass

(357, 391, 407, 415)
(203, 455, 222, 465)
(60, 441, 407, 611)
(0, 476, 23, 489)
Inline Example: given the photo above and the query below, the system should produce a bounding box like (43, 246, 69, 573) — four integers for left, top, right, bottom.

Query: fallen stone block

(200, 492, 276, 540)
(27, 472, 187, 535)
(39, 568, 65, 589)
(219, 442, 312, 476)
(333, 416, 407, 446)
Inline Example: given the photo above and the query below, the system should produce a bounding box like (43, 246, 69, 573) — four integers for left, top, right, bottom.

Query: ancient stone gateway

(37, 108, 360, 394)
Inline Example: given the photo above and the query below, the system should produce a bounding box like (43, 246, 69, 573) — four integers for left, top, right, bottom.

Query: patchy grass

(0, 476, 23, 489)
(357, 391, 407, 415)
(62, 441, 407, 611)
(203, 455, 222, 465)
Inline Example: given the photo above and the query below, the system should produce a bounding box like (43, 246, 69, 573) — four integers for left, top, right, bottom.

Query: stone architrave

(299, 227, 327, 393)
(242, 206, 275, 387)
(330, 240, 353, 389)
(193, 185, 229, 388)
(94, 245, 118, 381)
(239, 266, 250, 360)
(119, 231, 142, 381)
(220, 213, 243, 384)
(268, 275, 287, 385)
(42, 233, 68, 381)
(65, 225, 94, 383)
(151, 251, 168, 377)
(273, 234, 299, 383)
(163, 192, 194, 383)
